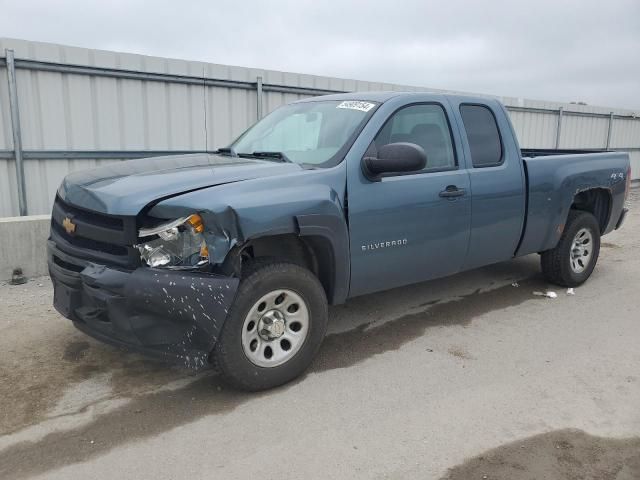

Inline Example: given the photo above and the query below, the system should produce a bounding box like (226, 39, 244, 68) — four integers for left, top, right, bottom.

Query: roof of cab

(294, 90, 495, 104)
(295, 91, 405, 103)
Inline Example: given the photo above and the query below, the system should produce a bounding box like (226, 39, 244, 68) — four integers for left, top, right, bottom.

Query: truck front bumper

(48, 240, 239, 369)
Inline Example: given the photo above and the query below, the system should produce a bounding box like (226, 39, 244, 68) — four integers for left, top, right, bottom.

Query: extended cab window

(460, 104, 503, 167)
(374, 104, 456, 171)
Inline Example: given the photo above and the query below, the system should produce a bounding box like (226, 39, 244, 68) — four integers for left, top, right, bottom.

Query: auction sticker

(336, 101, 376, 112)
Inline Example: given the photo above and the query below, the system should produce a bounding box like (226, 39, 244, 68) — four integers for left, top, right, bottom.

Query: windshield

(229, 100, 378, 168)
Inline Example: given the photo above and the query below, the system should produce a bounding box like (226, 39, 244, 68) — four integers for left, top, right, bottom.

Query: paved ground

(1, 191, 639, 480)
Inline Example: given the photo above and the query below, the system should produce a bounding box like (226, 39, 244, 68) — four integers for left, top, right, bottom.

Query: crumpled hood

(58, 153, 303, 215)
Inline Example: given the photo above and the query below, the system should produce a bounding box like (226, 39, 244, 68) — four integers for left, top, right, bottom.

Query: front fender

(295, 213, 350, 304)
(146, 167, 350, 302)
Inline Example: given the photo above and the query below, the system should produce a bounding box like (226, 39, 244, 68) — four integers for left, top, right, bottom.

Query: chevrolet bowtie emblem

(62, 217, 76, 235)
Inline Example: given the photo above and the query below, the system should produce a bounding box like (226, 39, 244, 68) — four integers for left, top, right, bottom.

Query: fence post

(5, 49, 28, 216)
(606, 112, 614, 149)
(555, 107, 563, 149)
(256, 76, 263, 120)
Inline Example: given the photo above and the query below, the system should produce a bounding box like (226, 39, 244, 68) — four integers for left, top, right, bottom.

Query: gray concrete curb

(0, 215, 50, 282)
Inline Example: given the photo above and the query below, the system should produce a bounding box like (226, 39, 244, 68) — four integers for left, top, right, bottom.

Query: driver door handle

(439, 185, 466, 198)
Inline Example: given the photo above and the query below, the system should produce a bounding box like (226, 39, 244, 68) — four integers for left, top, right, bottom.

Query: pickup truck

(48, 92, 631, 390)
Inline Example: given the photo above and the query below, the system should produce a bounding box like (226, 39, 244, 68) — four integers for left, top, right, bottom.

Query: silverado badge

(62, 217, 76, 235)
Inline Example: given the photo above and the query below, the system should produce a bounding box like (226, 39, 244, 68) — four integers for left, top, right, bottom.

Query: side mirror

(362, 142, 427, 180)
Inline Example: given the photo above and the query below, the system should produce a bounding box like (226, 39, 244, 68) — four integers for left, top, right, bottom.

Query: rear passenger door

(448, 99, 526, 269)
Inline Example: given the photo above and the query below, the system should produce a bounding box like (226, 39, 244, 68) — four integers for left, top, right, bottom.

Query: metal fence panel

(611, 117, 640, 148)
(1, 37, 639, 217)
(508, 110, 558, 149)
(560, 114, 610, 149)
(0, 66, 11, 150)
(0, 158, 16, 217)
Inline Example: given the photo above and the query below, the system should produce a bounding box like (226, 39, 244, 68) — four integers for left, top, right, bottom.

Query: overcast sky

(2, 0, 639, 109)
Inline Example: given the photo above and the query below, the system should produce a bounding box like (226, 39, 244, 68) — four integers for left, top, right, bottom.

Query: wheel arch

(214, 214, 349, 305)
(570, 187, 612, 233)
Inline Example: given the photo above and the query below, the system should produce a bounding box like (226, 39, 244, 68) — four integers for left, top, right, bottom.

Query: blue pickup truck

(48, 92, 631, 390)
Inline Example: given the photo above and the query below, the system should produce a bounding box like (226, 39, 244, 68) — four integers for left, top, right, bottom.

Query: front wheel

(212, 261, 328, 391)
(540, 210, 601, 287)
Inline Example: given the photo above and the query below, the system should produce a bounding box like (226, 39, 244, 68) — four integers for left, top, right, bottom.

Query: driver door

(347, 102, 472, 297)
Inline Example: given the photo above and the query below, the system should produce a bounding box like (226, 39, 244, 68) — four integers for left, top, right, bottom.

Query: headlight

(137, 214, 209, 269)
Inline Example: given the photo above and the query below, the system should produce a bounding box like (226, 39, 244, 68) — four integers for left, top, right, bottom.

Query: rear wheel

(212, 261, 328, 391)
(540, 210, 601, 287)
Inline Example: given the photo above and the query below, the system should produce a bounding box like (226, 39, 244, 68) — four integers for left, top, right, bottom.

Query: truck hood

(58, 153, 303, 215)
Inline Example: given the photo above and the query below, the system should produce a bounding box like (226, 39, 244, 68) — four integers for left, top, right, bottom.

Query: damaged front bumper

(48, 240, 239, 369)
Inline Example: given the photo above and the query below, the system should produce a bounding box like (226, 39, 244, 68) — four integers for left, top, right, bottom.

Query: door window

(373, 104, 456, 171)
(459, 104, 503, 167)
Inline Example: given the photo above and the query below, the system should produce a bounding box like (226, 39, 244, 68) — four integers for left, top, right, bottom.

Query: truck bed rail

(521, 148, 608, 158)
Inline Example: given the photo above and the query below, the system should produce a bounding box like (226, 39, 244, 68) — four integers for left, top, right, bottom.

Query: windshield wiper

(215, 147, 238, 157)
(241, 151, 293, 163)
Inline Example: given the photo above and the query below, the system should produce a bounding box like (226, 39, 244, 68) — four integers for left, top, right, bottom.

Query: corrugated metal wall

(1, 37, 638, 217)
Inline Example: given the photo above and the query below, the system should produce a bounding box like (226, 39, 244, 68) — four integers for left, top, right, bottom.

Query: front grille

(52, 254, 84, 272)
(51, 196, 140, 268)
(51, 221, 129, 255)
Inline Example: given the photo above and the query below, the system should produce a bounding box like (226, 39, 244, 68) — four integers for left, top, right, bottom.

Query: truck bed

(516, 150, 630, 257)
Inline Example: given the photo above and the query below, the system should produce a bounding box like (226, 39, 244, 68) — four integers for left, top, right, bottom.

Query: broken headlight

(137, 214, 209, 269)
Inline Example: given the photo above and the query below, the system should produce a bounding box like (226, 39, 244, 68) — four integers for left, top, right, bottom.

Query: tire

(212, 260, 328, 391)
(540, 210, 601, 287)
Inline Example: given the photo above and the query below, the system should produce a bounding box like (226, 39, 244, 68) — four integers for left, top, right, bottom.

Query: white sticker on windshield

(336, 101, 376, 112)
